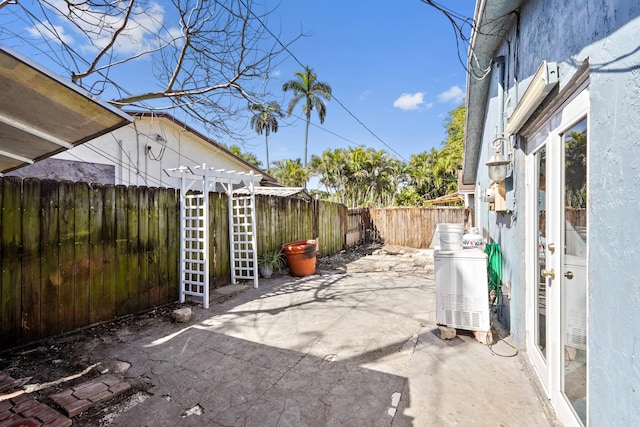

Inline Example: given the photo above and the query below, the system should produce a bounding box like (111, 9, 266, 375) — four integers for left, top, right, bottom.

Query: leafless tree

(0, 0, 297, 137)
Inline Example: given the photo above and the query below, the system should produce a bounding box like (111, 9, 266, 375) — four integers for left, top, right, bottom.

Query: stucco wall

(476, 0, 640, 424)
(474, 51, 527, 343)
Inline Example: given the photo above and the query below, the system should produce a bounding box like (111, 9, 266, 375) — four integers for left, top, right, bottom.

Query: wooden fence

(364, 207, 471, 248)
(0, 178, 349, 348)
(0, 175, 468, 348)
(0, 177, 181, 349)
(346, 208, 367, 248)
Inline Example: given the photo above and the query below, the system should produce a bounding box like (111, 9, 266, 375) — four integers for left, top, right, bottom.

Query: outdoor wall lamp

(506, 60, 558, 134)
(486, 137, 511, 183)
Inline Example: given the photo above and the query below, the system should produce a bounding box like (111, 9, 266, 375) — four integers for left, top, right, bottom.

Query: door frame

(525, 83, 589, 427)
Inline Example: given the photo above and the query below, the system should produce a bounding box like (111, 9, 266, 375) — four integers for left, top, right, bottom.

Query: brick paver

(50, 375, 131, 417)
(0, 393, 71, 427)
(0, 372, 18, 393)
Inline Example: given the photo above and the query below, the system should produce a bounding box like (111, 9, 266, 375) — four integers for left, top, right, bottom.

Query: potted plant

(258, 250, 284, 278)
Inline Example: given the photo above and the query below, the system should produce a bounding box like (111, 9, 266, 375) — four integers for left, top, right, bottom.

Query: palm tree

(282, 65, 332, 168)
(270, 158, 309, 187)
(309, 149, 346, 201)
(249, 101, 284, 172)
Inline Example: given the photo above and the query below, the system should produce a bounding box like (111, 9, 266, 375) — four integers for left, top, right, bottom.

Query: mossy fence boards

(0, 175, 464, 348)
(366, 207, 471, 248)
(0, 177, 180, 349)
(0, 181, 349, 348)
(253, 196, 345, 259)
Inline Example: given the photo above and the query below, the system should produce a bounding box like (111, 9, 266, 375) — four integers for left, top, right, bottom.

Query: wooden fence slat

(125, 188, 140, 313)
(1, 177, 21, 348)
(58, 181, 75, 333)
(39, 180, 60, 339)
(114, 186, 129, 317)
(166, 188, 179, 300)
(102, 186, 117, 320)
(89, 185, 105, 324)
(156, 189, 169, 305)
(147, 188, 160, 307)
(21, 179, 41, 343)
(73, 182, 90, 328)
(138, 187, 150, 311)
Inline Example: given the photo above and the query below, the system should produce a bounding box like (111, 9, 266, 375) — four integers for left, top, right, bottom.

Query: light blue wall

(476, 0, 640, 424)
(475, 53, 526, 344)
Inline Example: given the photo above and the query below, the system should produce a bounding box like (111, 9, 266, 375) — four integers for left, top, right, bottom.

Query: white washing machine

(434, 248, 490, 331)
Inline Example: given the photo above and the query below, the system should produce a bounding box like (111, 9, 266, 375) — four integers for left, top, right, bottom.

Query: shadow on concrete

(97, 323, 415, 426)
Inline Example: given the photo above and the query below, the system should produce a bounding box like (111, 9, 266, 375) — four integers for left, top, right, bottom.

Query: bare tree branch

(2, 0, 299, 138)
(71, 0, 136, 83)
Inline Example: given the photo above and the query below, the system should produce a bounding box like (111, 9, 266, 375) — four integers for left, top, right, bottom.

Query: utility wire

(240, 0, 408, 161)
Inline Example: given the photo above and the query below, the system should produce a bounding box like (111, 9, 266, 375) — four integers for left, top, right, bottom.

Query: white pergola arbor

(165, 164, 263, 308)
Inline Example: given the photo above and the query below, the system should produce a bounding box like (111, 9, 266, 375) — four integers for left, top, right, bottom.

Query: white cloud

(438, 85, 464, 103)
(27, 23, 74, 45)
(359, 89, 374, 101)
(393, 92, 428, 111)
(41, 0, 168, 56)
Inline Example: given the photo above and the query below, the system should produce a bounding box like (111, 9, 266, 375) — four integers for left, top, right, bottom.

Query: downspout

(495, 55, 506, 139)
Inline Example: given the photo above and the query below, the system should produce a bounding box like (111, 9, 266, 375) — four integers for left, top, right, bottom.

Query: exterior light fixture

(486, 137, 511, 183)
(506, 61, 558, 134)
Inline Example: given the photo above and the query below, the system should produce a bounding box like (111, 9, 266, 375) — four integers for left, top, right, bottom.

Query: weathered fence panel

(21, 179, 41, 343)
(346, 208, 365, 248)
(102, 186, 118, 321)
(1, 178, 21, 346)
(1, 180, 353, 348)
(165, 188, 179, 301)
(315, 200, 347, 255)
(88, 185, 104, 325)
(252, 195, 346, 258)
(0, 179, 181, 349)
(366, 207, 470, 248)
(40, 179, 60, 338)
(74, 182, 91, 329)
(254, 194, 314, 253)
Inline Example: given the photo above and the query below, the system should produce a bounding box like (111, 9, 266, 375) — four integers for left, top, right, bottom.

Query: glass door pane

(535, 148, 547, 359)
(561, 118, 588, 425)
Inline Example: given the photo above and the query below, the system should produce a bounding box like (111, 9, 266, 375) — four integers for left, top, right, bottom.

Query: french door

(527, 87, 589, 426)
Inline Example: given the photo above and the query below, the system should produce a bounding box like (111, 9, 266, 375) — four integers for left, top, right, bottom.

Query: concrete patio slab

(0, 246, 558, 426)
(63, 247, 557, 426)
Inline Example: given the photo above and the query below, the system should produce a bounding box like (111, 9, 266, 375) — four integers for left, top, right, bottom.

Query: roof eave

(463, 0, 523, 185)
(0, 45, 131, 174)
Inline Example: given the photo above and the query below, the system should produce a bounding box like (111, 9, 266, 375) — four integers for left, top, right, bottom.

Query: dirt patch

(315, 242, 383, 272)
(0, 305, 183, 425)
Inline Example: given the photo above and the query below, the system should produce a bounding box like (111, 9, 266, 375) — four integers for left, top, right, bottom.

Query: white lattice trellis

(165, 165, 262, 308)
(230, 195, 256, 282)
(182, 192, 208, 303)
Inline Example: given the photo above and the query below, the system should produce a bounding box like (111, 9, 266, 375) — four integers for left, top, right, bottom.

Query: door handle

(541, 268, 555, 280)
(564, 271, 574, 279)
(548, 243, 556, 254)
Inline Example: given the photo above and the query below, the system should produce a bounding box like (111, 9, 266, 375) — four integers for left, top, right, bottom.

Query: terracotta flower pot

(281, 239, 317, 277)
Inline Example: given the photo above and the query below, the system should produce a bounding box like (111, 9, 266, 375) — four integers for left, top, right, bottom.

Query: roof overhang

(0, 45, 131, 174)
(462, 0, 523, 185)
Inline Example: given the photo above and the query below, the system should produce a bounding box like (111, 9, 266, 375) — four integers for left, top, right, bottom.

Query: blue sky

(0, 0, 476, 171)
(239, 0, 477, 167)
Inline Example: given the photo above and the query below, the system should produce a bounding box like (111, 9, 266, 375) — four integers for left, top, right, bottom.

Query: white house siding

(471, 0, 640, 424)
(52, 114, 266, 188)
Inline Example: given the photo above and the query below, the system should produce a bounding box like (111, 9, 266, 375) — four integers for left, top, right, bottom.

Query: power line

(240, 0, 408, 161)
